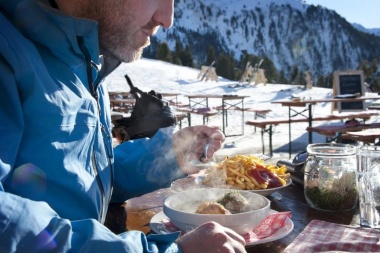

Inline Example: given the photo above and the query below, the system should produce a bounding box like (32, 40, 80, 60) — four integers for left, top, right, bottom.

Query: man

(0, 0, 247, 252)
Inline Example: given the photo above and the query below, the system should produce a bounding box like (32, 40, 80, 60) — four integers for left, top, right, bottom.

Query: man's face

(77, 0, 174, 62)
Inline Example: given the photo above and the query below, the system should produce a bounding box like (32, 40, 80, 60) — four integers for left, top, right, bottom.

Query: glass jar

(304, 143, 358, 212)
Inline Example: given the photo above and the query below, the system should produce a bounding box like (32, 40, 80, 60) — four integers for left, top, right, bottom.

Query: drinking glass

(357, 146, 380, 228)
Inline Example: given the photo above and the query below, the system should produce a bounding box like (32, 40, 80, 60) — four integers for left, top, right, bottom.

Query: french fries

(202, 155, 290, 190)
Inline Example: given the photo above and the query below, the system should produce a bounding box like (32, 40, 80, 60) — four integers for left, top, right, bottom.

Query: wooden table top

(186, 94, 250, 99)
(272, 96, 380, 107)
(307, 122, 380, 136)
(105, 175, 359, 252)
(109, 98, 136, 103)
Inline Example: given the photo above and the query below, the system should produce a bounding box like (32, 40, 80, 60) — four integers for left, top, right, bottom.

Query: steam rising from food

(167, 188, 266, 215)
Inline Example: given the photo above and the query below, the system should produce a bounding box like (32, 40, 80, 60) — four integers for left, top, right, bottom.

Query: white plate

(149, 210, 294, 246)
(194, 176, 292, 197)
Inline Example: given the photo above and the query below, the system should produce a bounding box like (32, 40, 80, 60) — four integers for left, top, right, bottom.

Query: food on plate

(216, 190, 249, 213)
(202, 155, 290, 190)
(195, 190, 250, 214)
(195, 202, 231, 214)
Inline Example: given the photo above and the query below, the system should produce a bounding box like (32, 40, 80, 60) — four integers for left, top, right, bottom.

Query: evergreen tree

(371, 75, 380, 93)
(290, 66, 299, 84)
(278, 70, 289, 84)
(172, 40, 183, 65)
(156, 42, 172, 63)
(236, 52, 278, 83)
(206, 46, 216, 66)
(326, 73, 334, 88)
(216, 53, 235, 80)
(260, 56, 278, 83)
(316, 76, 326, 88)
(179, 44, 194, 67)
(357, 59, 379, 84)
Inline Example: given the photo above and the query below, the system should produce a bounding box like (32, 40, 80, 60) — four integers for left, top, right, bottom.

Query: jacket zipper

(101, 125, 114, 198)
(77, 36, 113, 223)
(91, 151, 107, 223)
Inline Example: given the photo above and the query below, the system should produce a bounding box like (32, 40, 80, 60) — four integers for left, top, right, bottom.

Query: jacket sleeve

(0, 190, 182, 253)
(0, 54, 183, 253)
(112, 127, 187, 202)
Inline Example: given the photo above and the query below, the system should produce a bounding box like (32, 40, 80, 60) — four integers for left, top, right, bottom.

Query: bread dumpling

(217, 190, 249, 213)
(195, 202, 231, 214)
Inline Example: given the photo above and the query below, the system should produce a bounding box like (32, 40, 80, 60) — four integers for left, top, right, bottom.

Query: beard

(98, 20, 146, 63)
(76, 0, 148, 63)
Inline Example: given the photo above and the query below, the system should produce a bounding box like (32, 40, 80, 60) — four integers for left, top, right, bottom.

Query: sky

(305, 0, 379, 29)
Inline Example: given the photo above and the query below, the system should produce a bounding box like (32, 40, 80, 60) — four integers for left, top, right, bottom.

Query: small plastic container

(304, 143, 358, 211)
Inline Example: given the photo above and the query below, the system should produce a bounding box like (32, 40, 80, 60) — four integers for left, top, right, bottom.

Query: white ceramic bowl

(163, 188, 270, 235)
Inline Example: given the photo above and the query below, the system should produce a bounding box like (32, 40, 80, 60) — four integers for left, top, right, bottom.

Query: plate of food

(195, 154, 292, 197)
(149, 210, 294, 246)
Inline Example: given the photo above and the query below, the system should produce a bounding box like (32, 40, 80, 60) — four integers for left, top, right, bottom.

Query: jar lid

(306, 143, 357, 156)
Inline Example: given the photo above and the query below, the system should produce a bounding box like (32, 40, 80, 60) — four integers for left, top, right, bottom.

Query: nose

(152, 0, 174, 29)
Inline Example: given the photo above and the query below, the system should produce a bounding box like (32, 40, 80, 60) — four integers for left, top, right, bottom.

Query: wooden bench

(109, 98, 135, 113)
(169, 101, 189, 108)
(246, 117, 314, 157)
(245, 111, 379, 157)
(214, 106, 271, 114)
(308, 122, 380, 142)
(214, 106, 271, 132)
(342, 128, 380, 144)
(177, 107, 219, 125)
(175, 112, 188, 129)
(368, 105, 380, 110)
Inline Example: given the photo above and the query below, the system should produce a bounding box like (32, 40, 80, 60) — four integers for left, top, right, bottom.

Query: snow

(104, 58, 379, 162)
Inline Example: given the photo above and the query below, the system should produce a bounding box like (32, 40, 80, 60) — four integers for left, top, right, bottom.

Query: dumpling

(195, 202, 231, 214)
(217, 190, 249, 213)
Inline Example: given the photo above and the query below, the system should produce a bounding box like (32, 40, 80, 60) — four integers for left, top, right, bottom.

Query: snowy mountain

(146, 0, 380, 81)
(352, 23, 380, 37)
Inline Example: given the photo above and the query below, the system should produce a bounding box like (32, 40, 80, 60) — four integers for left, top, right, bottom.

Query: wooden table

(105, 176, 359, 253)
(109, 92, 182, 110)
(160, 92, 182, 105)
(109, 98, 136, 112)
(272, 96, 380, 152)
(110, 92, 182, 105)
(186, 94, 250, 136)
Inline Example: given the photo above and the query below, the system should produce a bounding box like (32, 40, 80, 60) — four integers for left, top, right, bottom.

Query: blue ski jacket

(0, 0, 184, 252)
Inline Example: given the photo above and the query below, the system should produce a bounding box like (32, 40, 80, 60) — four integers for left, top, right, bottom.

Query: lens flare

(11, 163, 46, 196)
(35, 228, 58, 251)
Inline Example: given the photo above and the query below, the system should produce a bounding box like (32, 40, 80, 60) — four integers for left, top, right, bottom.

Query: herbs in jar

(303, 143, 358, 212)
(305, 171, 358, 211)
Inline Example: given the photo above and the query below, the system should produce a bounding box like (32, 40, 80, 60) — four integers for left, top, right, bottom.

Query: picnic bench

(174, 112, 188, 129)
(176, 107, 219, 125)
(245, 111, 379, 157)
(342, 129, 380, 144)
(183, 94, 249, 136)
(214, 106, 272, 132)
(270, 96, 380, 156)
(307, 122, 380, 143)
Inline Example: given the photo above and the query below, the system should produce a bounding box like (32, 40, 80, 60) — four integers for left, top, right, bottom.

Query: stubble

(81, 0, 145, 62)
